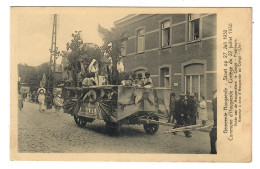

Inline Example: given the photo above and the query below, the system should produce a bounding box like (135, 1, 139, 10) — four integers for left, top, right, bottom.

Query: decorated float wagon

(63, 85, 171, 135)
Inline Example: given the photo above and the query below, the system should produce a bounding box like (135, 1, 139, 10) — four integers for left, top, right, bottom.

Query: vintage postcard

(10, 7, 252, 162)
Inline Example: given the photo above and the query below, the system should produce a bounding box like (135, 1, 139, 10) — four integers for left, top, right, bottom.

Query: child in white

(53, 94, 64, 115)
(38, 89, 46, 112)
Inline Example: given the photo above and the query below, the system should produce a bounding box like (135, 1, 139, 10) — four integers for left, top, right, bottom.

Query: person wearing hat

(37, 88, 46, 112)
(168, 93, 176, 123)
(136, 73, 144, 87)
(187, 93, 198, 125)
(53, 93, 64, 115)
(175, 93, 191, 137)
(175, 93, 186, 123)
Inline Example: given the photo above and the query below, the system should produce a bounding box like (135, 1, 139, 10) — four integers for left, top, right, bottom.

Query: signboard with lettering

(20, 86, 30, 93)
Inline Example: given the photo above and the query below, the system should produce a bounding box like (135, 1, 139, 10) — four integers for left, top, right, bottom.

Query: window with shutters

(161, 20, 171, 47)
(188, 14, 200, 41)
(136, 28, 145, 53)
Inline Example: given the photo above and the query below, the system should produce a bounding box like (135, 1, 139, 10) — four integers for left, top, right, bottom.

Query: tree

(36, 62, 53, 89)
(63, 31, 103, 86)
(18, 62, 52, 90)
(18, 64, 39, 87)
(65, 31, 83, 85)
(97, 24, 128, 84)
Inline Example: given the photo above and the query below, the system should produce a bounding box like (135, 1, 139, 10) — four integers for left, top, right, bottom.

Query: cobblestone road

(18, 102, 211, 154)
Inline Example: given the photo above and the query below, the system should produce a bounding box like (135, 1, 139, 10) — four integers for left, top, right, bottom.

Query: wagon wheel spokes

(143, 114, 159, 135)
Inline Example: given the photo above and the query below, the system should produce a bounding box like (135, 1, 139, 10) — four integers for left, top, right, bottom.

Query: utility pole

(49, 14, 57, 90)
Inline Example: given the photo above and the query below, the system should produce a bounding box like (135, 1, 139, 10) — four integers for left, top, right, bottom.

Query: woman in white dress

(88, 59, 99, 85)
(38, 88, 46, 112)
(198, 96, 208, 126)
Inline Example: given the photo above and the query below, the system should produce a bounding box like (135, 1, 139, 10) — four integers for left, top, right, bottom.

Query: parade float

(63, 85, 171, 135)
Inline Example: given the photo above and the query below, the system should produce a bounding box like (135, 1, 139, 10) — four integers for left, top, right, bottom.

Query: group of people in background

(37, 88, 64, 115)
(168, 92, 208, 138)
(168, 90, 217, 153)
(18, 88, 64, 115)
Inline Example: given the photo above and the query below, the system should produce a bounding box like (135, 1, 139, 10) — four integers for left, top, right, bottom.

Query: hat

(38, 88, 46, 94)
(170, 93, 175, 97)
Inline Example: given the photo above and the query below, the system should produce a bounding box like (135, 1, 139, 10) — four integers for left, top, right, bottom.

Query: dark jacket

(169, 98, 176, 112)
(175, 98, 187, 115)
(212, 97, 217, 127)
(187, 98, 197, 116)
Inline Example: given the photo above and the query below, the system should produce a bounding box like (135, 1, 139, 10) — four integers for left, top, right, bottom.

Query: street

(18, 102, 211, 154)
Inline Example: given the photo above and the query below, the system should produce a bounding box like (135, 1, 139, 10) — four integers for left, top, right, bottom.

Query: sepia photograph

(10, 7, 251, 162)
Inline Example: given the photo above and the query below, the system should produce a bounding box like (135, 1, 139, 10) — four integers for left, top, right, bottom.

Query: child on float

(143, 72, 153, 88)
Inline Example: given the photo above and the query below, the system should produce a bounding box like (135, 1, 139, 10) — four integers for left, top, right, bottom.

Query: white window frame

(161, 20, 171, 48)
(159, 65, 171, 88)
(136, 27, 145, 53)
(188, 14, 201, 42)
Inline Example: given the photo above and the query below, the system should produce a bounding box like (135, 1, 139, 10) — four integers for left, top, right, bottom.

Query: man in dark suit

(210, 90, 217, 154)
(175, 93, 191, 137)
(187, 93, 198, 125)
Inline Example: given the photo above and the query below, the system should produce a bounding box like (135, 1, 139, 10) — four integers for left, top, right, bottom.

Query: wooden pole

(165, 124, 202, 133)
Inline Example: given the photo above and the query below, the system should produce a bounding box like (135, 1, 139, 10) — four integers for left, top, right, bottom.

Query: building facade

(115, 14, 217, 119)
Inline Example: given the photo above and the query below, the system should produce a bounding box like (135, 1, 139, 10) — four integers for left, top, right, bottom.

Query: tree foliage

(18, 62, 52, 89)
(63, 31, 104, 86)
(97, 24, 128, 84)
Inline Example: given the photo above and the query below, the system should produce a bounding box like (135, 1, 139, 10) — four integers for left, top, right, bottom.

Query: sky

(15, 13, 126, 66)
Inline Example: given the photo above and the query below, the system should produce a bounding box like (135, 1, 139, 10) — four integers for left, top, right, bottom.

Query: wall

(118, 14, 217, 119)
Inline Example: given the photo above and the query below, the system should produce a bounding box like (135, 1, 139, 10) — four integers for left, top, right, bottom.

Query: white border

(2, 0, 259, 169)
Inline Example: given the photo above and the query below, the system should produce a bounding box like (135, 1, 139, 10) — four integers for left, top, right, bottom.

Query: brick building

(115, 14, 217, 119)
